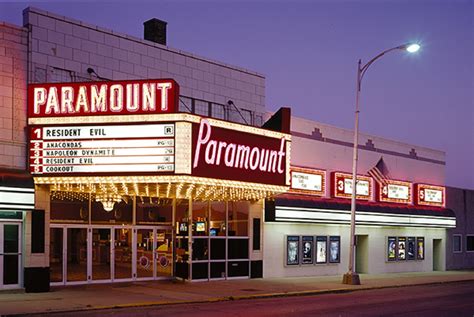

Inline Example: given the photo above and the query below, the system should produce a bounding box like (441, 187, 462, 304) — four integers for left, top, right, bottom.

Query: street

(20, 281, 474, 317)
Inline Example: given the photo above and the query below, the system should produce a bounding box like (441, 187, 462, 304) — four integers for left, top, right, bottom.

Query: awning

(265, 193, 456, 228)
(0, 169, 35, 211)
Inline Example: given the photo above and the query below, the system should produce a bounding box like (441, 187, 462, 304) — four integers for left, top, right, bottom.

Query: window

(453, 234, 462, 253)
(466, 235, 474, 252)
(48, 67, 73, 82)
(240, 109, 252, 125)
(254, 114, 263, 127)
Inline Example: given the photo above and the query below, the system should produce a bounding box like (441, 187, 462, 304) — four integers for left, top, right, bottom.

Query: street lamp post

(342, 43, 420, 285)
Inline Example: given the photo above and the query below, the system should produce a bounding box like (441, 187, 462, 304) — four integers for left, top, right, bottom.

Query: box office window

(228, 201, 249, 236)
(467, 236, 474, 252)
(453, 235, 462, 253)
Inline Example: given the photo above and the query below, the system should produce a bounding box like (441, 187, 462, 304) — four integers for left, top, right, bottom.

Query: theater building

(0, 7, 456, 292)
(263, 117, 455, 278)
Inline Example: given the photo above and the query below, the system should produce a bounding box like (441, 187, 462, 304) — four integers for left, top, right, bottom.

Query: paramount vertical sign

(192, 119, 290, 186)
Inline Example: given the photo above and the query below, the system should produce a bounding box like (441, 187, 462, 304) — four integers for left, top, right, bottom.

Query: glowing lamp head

(405, 43, 420, 53)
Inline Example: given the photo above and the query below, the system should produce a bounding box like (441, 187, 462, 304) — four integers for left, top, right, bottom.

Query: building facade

(446, 187, 474, 270)
(0, 7, 458, 292)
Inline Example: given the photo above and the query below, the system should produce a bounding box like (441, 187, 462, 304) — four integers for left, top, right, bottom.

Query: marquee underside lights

(274, 206, 456, 228)
(35, 175, 289, 202)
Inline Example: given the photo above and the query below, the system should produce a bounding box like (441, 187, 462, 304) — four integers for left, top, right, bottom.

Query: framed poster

(417, 237, 425, 260)
(397, 237, 406, 260)
(316, 236, 328, 264)
(407, 237, 416, 260)
(387, 236, 397, 261)
(329, 236, 341, 263)
(286, 236, 300, 265)
(302, 236, 314, 264)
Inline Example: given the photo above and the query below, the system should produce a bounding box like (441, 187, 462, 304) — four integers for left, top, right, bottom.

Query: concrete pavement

(1, 271, 474, 316)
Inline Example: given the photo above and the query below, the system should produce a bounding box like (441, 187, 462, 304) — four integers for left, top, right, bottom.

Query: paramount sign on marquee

(192, 119, 288, 185)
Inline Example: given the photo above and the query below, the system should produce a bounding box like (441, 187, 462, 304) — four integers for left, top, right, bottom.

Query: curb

(6, 278, 474, 317)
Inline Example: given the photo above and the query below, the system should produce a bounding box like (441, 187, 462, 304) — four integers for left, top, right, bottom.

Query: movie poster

(407, 237, 416, 260)
(387, 236, 397, 261)
(329, 236, 340, 263)
(316, 236, 327, 264)
(287, 236, 300, 265)
(302, 236, 314, 264)
(417, 237, 425, 260)
(398, 237, 406, 260)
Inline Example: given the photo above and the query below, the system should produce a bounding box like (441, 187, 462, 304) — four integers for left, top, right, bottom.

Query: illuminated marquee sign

(28, 79, 178, 118)
(192, 119, 289, 186)
(290, 167, 326, 196)
(378, 180, 413, 204)
(29, 123, 175, 174)
(332, 172, 372, 200)
(415, 184, 445, 207)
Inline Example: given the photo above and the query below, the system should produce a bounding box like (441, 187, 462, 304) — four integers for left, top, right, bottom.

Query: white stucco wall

(263, 223, 446, 278)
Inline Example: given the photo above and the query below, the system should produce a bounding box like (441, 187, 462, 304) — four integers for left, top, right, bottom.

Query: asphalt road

(20, 281, 474, 317)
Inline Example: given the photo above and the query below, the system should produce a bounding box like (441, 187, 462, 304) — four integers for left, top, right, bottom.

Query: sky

(1, 0, 473, 189)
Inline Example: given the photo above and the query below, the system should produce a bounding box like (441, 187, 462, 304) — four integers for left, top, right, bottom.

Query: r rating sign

(29, 123, 175, 175)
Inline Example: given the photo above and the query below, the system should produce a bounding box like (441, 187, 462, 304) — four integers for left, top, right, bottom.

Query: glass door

(66, 227, 88, 283)
(156, 227, 173, 278)
(113, 227, 133, 280)
(0, 222, 22, 289)
(50, 227, 64, 283)
(136, 228, 154, 279)
(91, 228, 111, 281)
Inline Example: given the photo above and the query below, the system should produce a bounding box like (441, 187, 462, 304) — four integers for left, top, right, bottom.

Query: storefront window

(50, 228, 63, 282)
(91, 199, 132, 224)
(136, 198, 172, 225)
(210, 202, 226, 236)
(175, 199, 190, 279)
(192, 238, 208, 261)
(50, 195, 89, 223)
(192, 201, 209, 236)
(228, 201, 249, 236)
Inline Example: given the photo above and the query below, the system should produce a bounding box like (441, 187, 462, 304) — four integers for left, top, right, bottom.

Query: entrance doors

(0, 222, 22, 289)
(50, 225, 172, 285)
(136, 227, 173, 280)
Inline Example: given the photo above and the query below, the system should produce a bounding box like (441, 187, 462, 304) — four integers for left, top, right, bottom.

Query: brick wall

(0, 22, 28, 170)
(24, 7, 266, 121)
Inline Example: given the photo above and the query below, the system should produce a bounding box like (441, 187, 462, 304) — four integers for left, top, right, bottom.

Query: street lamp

(342, 43, 420, 285)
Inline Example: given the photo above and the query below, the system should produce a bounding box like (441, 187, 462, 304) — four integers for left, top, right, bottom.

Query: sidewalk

(1, 271, 474, 316)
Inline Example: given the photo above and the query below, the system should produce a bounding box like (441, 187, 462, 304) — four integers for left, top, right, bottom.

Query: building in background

(446, 187, 474, 270)
(0, 6, 461, 292)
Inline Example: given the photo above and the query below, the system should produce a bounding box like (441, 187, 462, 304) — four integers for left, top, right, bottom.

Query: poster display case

(329, 236, 340, 263)
(316, 236, 328, 264)
(301, 236, 314, 264)
(286, 236, 300, 266)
